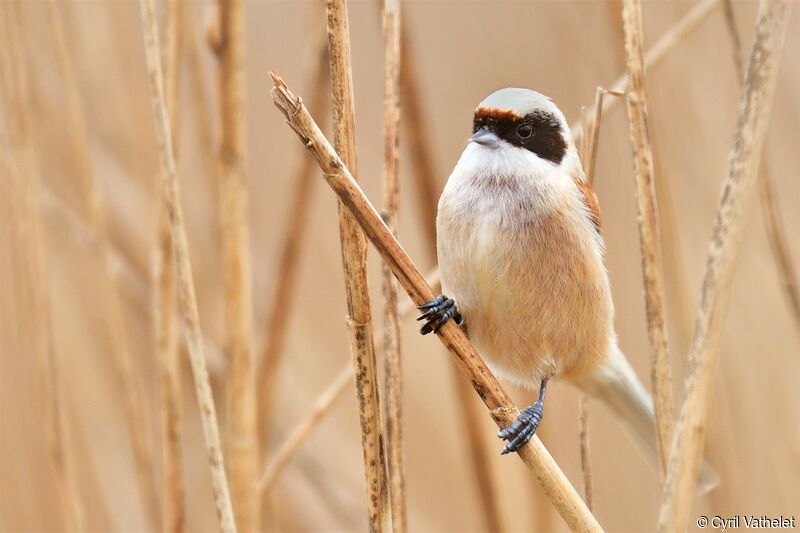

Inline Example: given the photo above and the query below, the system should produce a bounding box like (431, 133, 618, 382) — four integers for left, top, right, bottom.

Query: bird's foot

(498, 401, 544, 455)
(417, 294, 462, 335)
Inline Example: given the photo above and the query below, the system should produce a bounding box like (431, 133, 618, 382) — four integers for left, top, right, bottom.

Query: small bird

(418, 87, 717, 491)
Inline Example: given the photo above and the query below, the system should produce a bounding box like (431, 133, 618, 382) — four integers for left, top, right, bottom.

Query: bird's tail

(574, 347, 719, 495)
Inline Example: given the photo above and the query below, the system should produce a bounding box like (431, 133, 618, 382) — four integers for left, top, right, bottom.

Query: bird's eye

(517, 124, 533, 138)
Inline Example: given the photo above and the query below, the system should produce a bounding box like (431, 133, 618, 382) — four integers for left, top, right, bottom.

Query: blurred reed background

(1, 0, 798, 532)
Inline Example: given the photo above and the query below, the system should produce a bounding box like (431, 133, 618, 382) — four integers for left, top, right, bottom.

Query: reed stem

(620, 0, 675, 483)
(139, 0, 237, 530)
(157, 0, 186, 529)
(721, 0, 800, 334)
(324, 1, 391, 530)
(578, 395, 594, 511)
(210, 0, 259, 529)
(381, 0, 406, 531)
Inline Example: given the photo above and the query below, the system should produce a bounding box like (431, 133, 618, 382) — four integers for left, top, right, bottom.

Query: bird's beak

(468, 127, 500, 148)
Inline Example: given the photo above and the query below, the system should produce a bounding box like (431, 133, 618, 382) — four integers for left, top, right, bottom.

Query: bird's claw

(498, 401, 544, 455)
(416, 294, 462, 335)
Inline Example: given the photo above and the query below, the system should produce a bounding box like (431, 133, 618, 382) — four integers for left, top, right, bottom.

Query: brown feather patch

(576, 180, 602, 234)
(474, 107, 524, 121)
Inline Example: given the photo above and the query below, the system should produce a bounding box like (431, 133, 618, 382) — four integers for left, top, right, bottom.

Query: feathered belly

(437, 204, 612, 387)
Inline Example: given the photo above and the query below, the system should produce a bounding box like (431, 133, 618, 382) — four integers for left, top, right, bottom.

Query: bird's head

(469, 88, 571, 166)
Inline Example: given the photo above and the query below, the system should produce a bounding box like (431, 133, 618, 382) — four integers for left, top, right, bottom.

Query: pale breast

(436, 173, 613, 386)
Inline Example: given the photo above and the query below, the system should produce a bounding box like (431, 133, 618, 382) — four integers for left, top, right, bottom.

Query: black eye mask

(473, 110, 567, 165)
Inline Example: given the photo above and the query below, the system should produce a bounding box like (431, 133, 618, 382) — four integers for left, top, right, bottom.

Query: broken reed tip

(269, 73, 294, 119)
(268, 75, 309, 137)
(268, 70, 283, 86)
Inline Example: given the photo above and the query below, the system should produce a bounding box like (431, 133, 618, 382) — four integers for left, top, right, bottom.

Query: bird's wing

(576, 179, 602, 234)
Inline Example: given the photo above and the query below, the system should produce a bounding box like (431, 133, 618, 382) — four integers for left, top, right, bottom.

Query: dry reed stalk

(658, 0, 792, 529)
(571, 0, 722, 145)
(722, 0, 800, 333)
(576, 108, 590, 520)
(579, 106, 590, 163)
(381, 0, 406, 531)
(584, 95, 599, 180)
(578, 395, 594, 511)
(156, 0, 186, 530)
(271, 74, 603, 533)
(401, 34, 506, 533)
(574, 89, 616, 513)
(155, 208, 184, 533)
(0, 4, 84, 528)
(620, 0, 675, 484)
(210, 0, 259, 529)
(257, 39, 329, 447)
(255, 268, 440, 498)
(46, 2, 162, 526)
(585, 88, 623, 185)
(649, 134, 730, 507)
(256, 366, 351, 494)
(324, 1, 391, 530)
(139, 1, 237, 530)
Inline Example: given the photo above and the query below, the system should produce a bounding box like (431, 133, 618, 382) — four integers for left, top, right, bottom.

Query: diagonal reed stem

(721, 0, 800, 335)
(139, 0, 237, 530)
(657, 1, 792, 529)
(270, 73, 603, 533)
(256, 366, 352, 495)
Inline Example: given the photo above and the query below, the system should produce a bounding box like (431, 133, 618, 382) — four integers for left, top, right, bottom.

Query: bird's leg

(498, 378, 549, 455)
(416, 293, 462, 335)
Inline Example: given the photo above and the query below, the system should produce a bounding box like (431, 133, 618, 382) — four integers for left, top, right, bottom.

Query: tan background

(1, 0, 799, 532)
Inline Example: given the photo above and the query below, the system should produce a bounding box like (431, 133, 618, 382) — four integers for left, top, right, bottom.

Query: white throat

(450, 139, 582, 187)
(439, 138, 588, 238)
